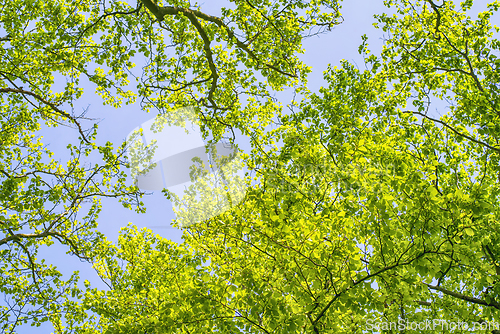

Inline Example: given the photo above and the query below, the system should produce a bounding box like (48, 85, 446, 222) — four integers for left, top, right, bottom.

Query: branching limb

(75, 4, 143, 48)
(426, 283, 500, 310)
(415, 300, 432, 306)
(182, 11, 218, 106)
(139, 0, 297, 78)
(0, 87, 91, 144)
(425, 0, 443, 37)
(403, 110, 500, 153)
(483, 244, 500, 276)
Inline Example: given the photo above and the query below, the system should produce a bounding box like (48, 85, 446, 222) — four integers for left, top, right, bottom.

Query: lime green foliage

(0, 0, 342, 332)
(0, 0, 147, 331)
(79, 1, 500, 333)
(3, 0, 500, 333)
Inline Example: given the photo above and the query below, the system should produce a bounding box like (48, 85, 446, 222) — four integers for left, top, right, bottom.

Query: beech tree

(73, 1, 500, 334)
(0, 1, 145, 331)
(0, 0, 341, 332)
(2, 0, 500, 333)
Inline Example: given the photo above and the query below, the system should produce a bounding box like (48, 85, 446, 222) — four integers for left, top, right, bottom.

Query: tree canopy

(1, 0, 500, 333)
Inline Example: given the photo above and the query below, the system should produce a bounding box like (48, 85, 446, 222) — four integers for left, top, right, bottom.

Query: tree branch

(0, 230, 62, 246)
(404, 111, 500, 153)
(0, 87, 91, 144)
(415, 300, 432, 306)
(425, 0, 443, 37)
(183, 11, 218, 106)
(75, 4, 143, 49)
(483, 244, 500, 276)
(426, 283, 500, 310)
(139, 0, 297, 78)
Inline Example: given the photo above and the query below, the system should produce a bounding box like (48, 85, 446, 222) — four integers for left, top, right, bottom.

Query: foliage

(0, 0, 342, 331)
(0, 0, 146, 330)
(2, 0, 500, 333)
(79, 1, 500, 333)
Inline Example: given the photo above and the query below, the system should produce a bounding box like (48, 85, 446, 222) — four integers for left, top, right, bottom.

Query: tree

(0, 0, 145, 330)
(0, 0, 342, 332)
(73, 0, 500, 333)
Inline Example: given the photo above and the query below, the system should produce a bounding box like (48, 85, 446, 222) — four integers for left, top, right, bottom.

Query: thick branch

(425, 0, 443, 36)
(415, 300, 432, 306)
(404, 111, 500, 153)
(483, 244, 500, 276)
(0, 230, 62, 246)
(0, 229, 90, 261)
(139, 0, 297, 78)
(183, 11, 218, 105)
(426, 283, 500, 310)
